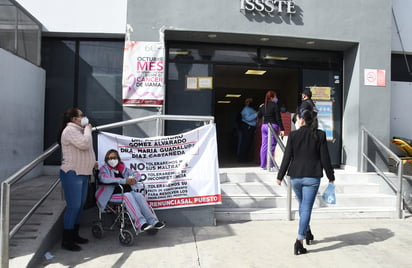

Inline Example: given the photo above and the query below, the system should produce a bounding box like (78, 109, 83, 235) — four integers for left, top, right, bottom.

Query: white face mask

(294, 121, 300, 130)
(80, 117, 89, 127)
(107, 159, 118, 168)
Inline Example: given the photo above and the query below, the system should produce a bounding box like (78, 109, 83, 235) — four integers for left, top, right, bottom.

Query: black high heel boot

(306, 229, 314, 245)
(294, 239, 307, 255)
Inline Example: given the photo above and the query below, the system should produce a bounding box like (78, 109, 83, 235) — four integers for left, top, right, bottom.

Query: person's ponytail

(301, 110, 318, 141)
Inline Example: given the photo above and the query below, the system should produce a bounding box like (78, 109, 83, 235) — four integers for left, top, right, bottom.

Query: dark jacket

(299, 99, 318, 115)
(258, 101, 285, 131)
(292, 99, 318, 124)
(277, 125, 335, 181)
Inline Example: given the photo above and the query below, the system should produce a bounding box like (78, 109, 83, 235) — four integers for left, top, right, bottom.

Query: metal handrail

(0, 114, 215, 268)
(266, 124, 292, 220)
(1, 143, 60, 268)
(360, 127, 404, 219)
(93, 114, 214, 136)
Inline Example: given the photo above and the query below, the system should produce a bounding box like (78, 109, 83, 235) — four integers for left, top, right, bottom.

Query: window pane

(392, 54, 412, 82)
(42, 39, 76, 164)
(166, 62, 213, 134)
(42, 39, 124, 165)
(78, 40, 124, 131)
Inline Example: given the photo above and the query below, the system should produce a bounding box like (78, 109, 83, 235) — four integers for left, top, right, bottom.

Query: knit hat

(302, 89, 312, 99)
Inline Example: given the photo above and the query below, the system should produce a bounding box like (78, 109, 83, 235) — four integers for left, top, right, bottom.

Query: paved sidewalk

(35, 217, 412, 268)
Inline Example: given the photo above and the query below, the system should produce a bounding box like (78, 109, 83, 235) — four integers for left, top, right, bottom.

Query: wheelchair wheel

(119, 229, 134, 245)
(91, 223, 104, 239)
(146, 229, 158, 236)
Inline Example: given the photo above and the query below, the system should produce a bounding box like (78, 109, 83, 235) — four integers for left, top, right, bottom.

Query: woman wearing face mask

(96, 149, 165, 233)
(257, 90, 285, 169)
(59, 107, 96, 251)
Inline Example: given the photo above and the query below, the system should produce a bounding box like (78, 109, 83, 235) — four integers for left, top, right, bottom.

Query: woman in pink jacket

(59, 107, 96, 251)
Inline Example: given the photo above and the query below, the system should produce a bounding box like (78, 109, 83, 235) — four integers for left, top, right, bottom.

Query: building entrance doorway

(213, 65, 299, 167)
(165, 42, 343, 168)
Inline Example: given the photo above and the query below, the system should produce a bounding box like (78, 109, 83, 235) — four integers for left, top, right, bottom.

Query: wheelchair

(91, 171, 159, 246)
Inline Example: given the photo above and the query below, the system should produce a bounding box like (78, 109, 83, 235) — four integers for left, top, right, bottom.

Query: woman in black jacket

(257, 90, 285, 169)
(276, 110, 335, 255)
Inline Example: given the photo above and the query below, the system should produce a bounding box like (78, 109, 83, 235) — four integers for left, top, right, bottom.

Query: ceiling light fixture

(245, 69, 267, 75)
(169, 50, 190, 55)
(260, 37, 270, 42)
(306, 40, 315, 45)
(264, 55, 288, 60)
(217, 100, 231, 104)
(208, 34, 217, 38)
(225, 94, 241, 98)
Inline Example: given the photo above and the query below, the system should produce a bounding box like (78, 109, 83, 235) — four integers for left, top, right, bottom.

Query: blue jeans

(60, 170, 89, 229)
(291, 177, 320, 240)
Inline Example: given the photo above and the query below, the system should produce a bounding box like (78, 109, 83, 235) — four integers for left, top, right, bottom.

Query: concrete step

(220, 193, 397, 209)
(216, 167, 401, 221)
(221, 181, 382, 195)
(215, 207, 398, 222)
(219, 168, 381, 184)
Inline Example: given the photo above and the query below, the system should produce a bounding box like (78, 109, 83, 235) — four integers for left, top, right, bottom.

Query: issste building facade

(3, 0, 398, 225)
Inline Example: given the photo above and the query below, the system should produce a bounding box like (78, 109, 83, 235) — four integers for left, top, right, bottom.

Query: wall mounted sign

(186, 76, 198, 90)
(364, 68, 386, 87)
(310, 86, 331, 101)
(316, 101, 334, 141)
(198, 77, 213, 89)
(240, 0, 296, 15)
(185, 76, 213, 90)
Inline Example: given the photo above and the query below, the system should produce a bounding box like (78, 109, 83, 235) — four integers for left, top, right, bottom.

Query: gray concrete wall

(391, 0, 412, 144)
(0, 49, 46, 182)
(122, 0, 393, 225)
(392, 0, 412, 53)
(126, 0, 392, 169)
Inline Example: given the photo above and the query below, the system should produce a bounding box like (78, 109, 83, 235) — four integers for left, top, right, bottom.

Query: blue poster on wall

(315, 101, 333, 140)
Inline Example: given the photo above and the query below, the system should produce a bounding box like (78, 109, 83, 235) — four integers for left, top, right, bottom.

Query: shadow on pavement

(309, 228, 394, 253)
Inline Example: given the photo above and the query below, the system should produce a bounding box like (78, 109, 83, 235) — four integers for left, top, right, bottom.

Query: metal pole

(397, 162, 403, 219)
(287, 177, 292, 221)
(360, 128, 365, 172)
(1, 182, 11, 268)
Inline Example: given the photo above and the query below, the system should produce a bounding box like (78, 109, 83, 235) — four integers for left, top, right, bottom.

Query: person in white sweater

(59, 107, 96, 251)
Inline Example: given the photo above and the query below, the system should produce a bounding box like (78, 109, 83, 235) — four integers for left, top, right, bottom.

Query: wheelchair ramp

(215, 167, 400, 222)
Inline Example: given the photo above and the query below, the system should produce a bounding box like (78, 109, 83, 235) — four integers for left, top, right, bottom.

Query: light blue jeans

(60, 170, 89, 229)
(291, 177, 320, 240)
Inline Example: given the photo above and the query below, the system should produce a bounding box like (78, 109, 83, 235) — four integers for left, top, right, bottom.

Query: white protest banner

(97, 124, 221, 209)
(122, 41, 165, 106)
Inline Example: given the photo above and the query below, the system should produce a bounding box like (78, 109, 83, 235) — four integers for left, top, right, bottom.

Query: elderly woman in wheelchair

(95, 149, 165, 236)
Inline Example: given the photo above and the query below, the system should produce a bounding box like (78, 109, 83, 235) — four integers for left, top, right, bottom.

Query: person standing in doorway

(293, 89, 318, 126)
(237, 98, 257, 162)
(276, 111, 335, 255)
(299, 89, 318, 116)
(59, 108, 96, 251)
(258, 90, 285, 169)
